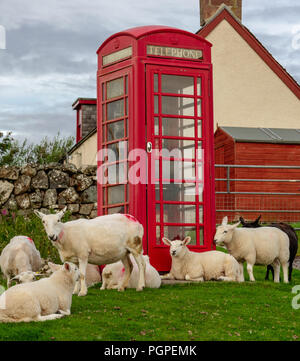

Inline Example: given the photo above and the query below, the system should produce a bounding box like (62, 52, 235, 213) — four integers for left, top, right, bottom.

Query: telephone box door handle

(147, 141, 152, 153)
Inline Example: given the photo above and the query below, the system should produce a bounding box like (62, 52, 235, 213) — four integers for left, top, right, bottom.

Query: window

(100, 75, 129, 215)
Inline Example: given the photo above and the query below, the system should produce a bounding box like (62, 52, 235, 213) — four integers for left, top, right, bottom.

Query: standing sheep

(161, 237, 243, 282)
(214, 217, 290, 283)
(101, 255, 161, 290)
(0, 262, 79, 323)
(0, 236, 42, 288)
(240, 215, 298, 281)
(34, 208, 146, 296)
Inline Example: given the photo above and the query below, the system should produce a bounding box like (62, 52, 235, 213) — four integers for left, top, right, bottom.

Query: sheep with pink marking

(101, 254, 161, 290)
(34, 208, 146, 296)
(0, 236, 42, 288)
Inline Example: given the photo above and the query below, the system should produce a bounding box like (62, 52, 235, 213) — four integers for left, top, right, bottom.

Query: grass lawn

(0, 265, 299, 341)
(0, 214, 299, 341)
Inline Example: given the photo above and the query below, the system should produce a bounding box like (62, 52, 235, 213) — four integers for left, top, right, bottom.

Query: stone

(0, 180, 14, 206)
(69, 177, 78, 187)
(57, 195, 67, 206)
(59, 187, 79, 203)
(76, 174, 93, 191)
(44, 162, 60, 170)
(90, 210, 98, 218)
(49, 169, 69, 189)
(79, 203, 94, 215)
(58, 195, 67, 205)
(39, 208, 50, 215)
(62, 163, 77, 174)
(29, 190, 44, 209)
(79, 165, 97, 176)
(16, 194, 31, 209)
(32, 170, 49, 189)
(37, 165, 45, 171)
(43, 189, 57, 207)
(0, 166, 19, 180)
(21, 164, 37, 177)
(68, 204, 79, 213)
(14, 175, 31, 195)
(4, 195, 17, 210)
(81, 185, 97, 203)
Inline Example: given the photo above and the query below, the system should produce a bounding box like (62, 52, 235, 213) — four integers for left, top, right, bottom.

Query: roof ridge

(197, 7, 300, 99)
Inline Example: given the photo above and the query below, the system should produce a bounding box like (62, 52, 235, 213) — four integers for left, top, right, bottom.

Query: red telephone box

(97, 26, 215, 271)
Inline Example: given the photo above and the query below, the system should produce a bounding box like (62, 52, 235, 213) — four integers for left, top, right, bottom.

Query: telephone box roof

(96, 25, 212, 54)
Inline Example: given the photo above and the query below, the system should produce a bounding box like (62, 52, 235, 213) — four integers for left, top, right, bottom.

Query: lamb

(0, 262, 79, 323)
(161, 237, 243, 282)
(240, 215, 298, 281)
(0, 236, 42, 288)
(34, 208, 146, 296)
(11, 271, 39, 284)
(214, 216, 290, 283)
(101, 255, 161, 290)
(47, 262, 101, 288)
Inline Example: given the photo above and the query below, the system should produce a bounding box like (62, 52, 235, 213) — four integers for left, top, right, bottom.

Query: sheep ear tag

(27, 237, 34, 244)
(64, 263, 70, 271)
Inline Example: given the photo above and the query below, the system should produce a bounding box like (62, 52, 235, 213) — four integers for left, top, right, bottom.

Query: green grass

(0, 266, 299, 341)
(0, 214, 299, 341)
(290, 223, 300, 256)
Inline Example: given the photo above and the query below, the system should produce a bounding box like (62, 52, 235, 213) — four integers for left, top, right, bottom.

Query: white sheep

(101, 254, 161, 290)
(0, 262, 79, 323)
(34, 208, 146, 296)
(214, 216, 290, 283)
(161, 237, 243, 282)
(47, 262, 101, 288)
(11, 271, 39, 284)
(0, 236, 42, 288)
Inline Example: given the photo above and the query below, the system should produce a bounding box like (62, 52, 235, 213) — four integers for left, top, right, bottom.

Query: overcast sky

(0, 0, 299, 144)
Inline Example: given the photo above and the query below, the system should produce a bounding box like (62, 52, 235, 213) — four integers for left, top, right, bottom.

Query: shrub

(0, 210, 71, 263)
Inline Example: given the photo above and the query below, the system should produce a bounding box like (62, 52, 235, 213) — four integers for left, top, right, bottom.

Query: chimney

(200, 0, 242, 26)
(72, 98, 97, 143)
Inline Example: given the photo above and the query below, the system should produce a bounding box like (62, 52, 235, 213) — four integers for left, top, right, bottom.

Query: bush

(0, 131, 74, 166)
(0, 211, 71, 263)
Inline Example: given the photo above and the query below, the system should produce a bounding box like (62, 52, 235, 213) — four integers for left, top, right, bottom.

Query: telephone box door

(146, 65, 212, 271)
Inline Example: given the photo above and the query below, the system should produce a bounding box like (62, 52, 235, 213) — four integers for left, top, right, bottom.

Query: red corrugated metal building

(215, 127, 300, 223)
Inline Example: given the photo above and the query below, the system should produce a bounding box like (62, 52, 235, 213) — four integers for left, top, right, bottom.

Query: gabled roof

(67, 127, 97, 155)
(219, 126, 300, 144)
(197, 5, 300, 100)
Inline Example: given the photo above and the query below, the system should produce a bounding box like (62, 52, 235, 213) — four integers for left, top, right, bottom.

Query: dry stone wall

(0, 163, 98, 219)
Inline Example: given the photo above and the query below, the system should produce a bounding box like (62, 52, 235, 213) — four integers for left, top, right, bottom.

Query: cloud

(0, 0, 299, 144)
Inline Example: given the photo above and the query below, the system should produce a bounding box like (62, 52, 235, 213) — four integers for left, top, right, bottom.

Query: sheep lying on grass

(214, 216, 290, 283)
(47, 262, 101, 288)
(34, 208, 146, 296)
(11, 271, 39, 284)
(161, 237, 243, 282)
(0, 262, 79, 323)
(101, 255, 161, 290)
(0, 236, 42, 288)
